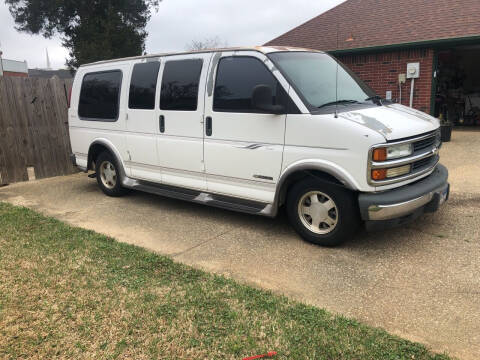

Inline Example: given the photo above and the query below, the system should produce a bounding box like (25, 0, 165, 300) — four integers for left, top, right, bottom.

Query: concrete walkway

(1, 130, 479, 359)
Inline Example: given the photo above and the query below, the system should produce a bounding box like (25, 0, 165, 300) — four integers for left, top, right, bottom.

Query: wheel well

(277, 170, 346, 208)
(87, 143, 110, 171)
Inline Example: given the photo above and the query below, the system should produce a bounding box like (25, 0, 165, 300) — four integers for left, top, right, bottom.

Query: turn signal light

(371, 169, 387, 181)
(372, 148, 387, 161)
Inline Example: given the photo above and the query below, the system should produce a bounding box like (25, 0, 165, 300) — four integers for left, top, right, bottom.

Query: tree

(5, 0, 160, 69)
(186, 36, 228, 51)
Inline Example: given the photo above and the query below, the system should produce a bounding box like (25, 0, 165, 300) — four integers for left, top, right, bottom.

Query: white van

(69, 46, 449, 246)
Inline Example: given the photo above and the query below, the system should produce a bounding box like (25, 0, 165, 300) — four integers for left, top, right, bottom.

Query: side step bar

(121, 177, 272, 216)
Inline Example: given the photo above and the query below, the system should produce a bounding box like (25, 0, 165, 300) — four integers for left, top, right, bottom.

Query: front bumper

(359, 164, 449, 230)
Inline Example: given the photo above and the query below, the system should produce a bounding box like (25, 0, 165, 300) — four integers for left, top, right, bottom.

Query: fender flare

(88, 138, 128, 180)
(269, 159, 360, 217)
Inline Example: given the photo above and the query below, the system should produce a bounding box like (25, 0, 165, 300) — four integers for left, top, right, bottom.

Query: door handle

(205, 116, 212, 136)
(159, 115, 165, 133)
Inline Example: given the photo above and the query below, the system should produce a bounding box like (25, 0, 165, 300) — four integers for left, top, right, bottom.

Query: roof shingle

(266, 0, 480, 51)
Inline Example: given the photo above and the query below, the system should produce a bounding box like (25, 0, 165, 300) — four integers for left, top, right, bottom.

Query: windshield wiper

(317, 100, 360, 109)
(364, 95, 383, 104)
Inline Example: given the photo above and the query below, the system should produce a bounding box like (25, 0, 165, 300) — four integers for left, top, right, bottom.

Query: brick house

(0, 59, 29, 77)
(0, 58, 28, 77)
(266, 0, 480, 126)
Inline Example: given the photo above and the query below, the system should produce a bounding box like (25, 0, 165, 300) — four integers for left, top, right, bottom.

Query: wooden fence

(0, 76, 77, 185)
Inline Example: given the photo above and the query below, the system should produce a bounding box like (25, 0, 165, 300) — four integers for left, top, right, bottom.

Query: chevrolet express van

(69, 46, 449, 246)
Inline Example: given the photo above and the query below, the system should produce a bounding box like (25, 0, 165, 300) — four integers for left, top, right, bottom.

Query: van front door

(156, 53, 212, 190)
(203, 52, 290, 203)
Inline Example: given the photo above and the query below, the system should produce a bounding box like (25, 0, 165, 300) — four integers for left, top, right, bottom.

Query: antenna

(334, 20, 339, 118)
(46, 48, 51, 70)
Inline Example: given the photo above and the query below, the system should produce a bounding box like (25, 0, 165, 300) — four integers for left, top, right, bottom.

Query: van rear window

(160, 59, 203, 111)
(78, 70, 122, 121)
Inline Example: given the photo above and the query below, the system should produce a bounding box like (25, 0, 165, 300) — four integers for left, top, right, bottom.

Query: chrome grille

(413, 136, 436, 152)
(412, 154, 438, 171)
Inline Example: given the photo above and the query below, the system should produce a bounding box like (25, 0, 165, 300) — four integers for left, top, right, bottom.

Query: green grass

(0, 202, 450, 359)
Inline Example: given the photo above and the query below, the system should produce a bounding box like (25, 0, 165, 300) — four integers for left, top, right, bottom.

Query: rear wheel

(286, 178, 359, 246)
(95, 151, 128, 197)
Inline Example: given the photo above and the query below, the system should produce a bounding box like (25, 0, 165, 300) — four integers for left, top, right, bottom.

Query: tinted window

(160, 59, 203, 111)
(79, 70, 122, 120)
(214, 57, 281, 113)
(129, 61, 160, 109)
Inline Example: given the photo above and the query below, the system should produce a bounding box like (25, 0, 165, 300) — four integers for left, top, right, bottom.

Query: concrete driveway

(1, 130, 479, 360)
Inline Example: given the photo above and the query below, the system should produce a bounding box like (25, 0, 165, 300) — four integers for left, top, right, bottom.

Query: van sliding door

(125, 60, 162, 182)
(156, 53, 212, 191)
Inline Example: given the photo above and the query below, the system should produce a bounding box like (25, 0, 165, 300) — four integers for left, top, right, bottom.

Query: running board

(122, 178, 272, 216)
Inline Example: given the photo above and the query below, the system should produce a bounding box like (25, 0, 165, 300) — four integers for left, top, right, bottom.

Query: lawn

(0, 202, 450, 359)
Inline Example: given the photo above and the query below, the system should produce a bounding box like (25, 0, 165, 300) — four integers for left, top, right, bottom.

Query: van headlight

(372, 143, 413, 161)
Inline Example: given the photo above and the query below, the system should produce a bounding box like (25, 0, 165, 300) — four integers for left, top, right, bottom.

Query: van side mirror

(251, 84, 285, 115)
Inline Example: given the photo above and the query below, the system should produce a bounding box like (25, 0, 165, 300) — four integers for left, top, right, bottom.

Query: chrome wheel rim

(99, 161, 117, 189)
(298, 191, 338, 234)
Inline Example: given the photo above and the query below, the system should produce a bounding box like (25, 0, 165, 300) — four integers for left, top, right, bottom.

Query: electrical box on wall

(407, 62, 420, 79)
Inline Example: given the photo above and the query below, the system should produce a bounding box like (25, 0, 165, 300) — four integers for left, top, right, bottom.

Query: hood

(338, 103, 440, 141)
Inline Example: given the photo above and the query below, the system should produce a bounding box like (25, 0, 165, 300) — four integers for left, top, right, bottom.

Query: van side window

(160, 59, 203, 111)
(78, 70, 122, 121)
(129, 61, 160, 109)
(213, 57, 281, 113)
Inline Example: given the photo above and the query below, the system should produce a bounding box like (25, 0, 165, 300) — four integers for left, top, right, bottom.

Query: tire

(95, 151, 128, 197)
(286, 178, 360, 247)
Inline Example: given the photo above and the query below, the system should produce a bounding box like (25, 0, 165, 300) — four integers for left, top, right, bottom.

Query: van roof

(79, 46, 321, 67)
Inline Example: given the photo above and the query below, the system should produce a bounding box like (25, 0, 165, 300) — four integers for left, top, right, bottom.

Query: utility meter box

(407, 62, 420, 79)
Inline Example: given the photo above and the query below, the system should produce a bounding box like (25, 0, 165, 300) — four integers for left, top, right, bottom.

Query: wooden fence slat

(50, 77, 74, 175)
(24, 77, 48, 179)
(2, 77, 27, 182)
(0, 76, 12, 184)
(38, 77, 63, 177)
(11, 77, 32, 177)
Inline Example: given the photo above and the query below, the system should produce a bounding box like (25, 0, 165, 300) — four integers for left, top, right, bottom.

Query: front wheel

(286, 178, 360, 246)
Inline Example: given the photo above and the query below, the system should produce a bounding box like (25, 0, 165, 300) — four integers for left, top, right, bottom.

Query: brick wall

(338, 48, 434, 114)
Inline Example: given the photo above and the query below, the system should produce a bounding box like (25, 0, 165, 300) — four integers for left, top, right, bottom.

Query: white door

(125, 59, 162, 182)
(156, 53, 212, 190)
(203, 51, 293, 203)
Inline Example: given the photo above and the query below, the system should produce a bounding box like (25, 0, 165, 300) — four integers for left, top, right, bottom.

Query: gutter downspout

(430, 49, 439, 116)
(409, 78, 415, 108)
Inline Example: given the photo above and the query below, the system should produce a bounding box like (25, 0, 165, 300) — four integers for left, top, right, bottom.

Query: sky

(0, 0, 344, 70)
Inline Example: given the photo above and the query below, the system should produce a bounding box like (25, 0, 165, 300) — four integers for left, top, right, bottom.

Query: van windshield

(268, 52, 377, 109)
